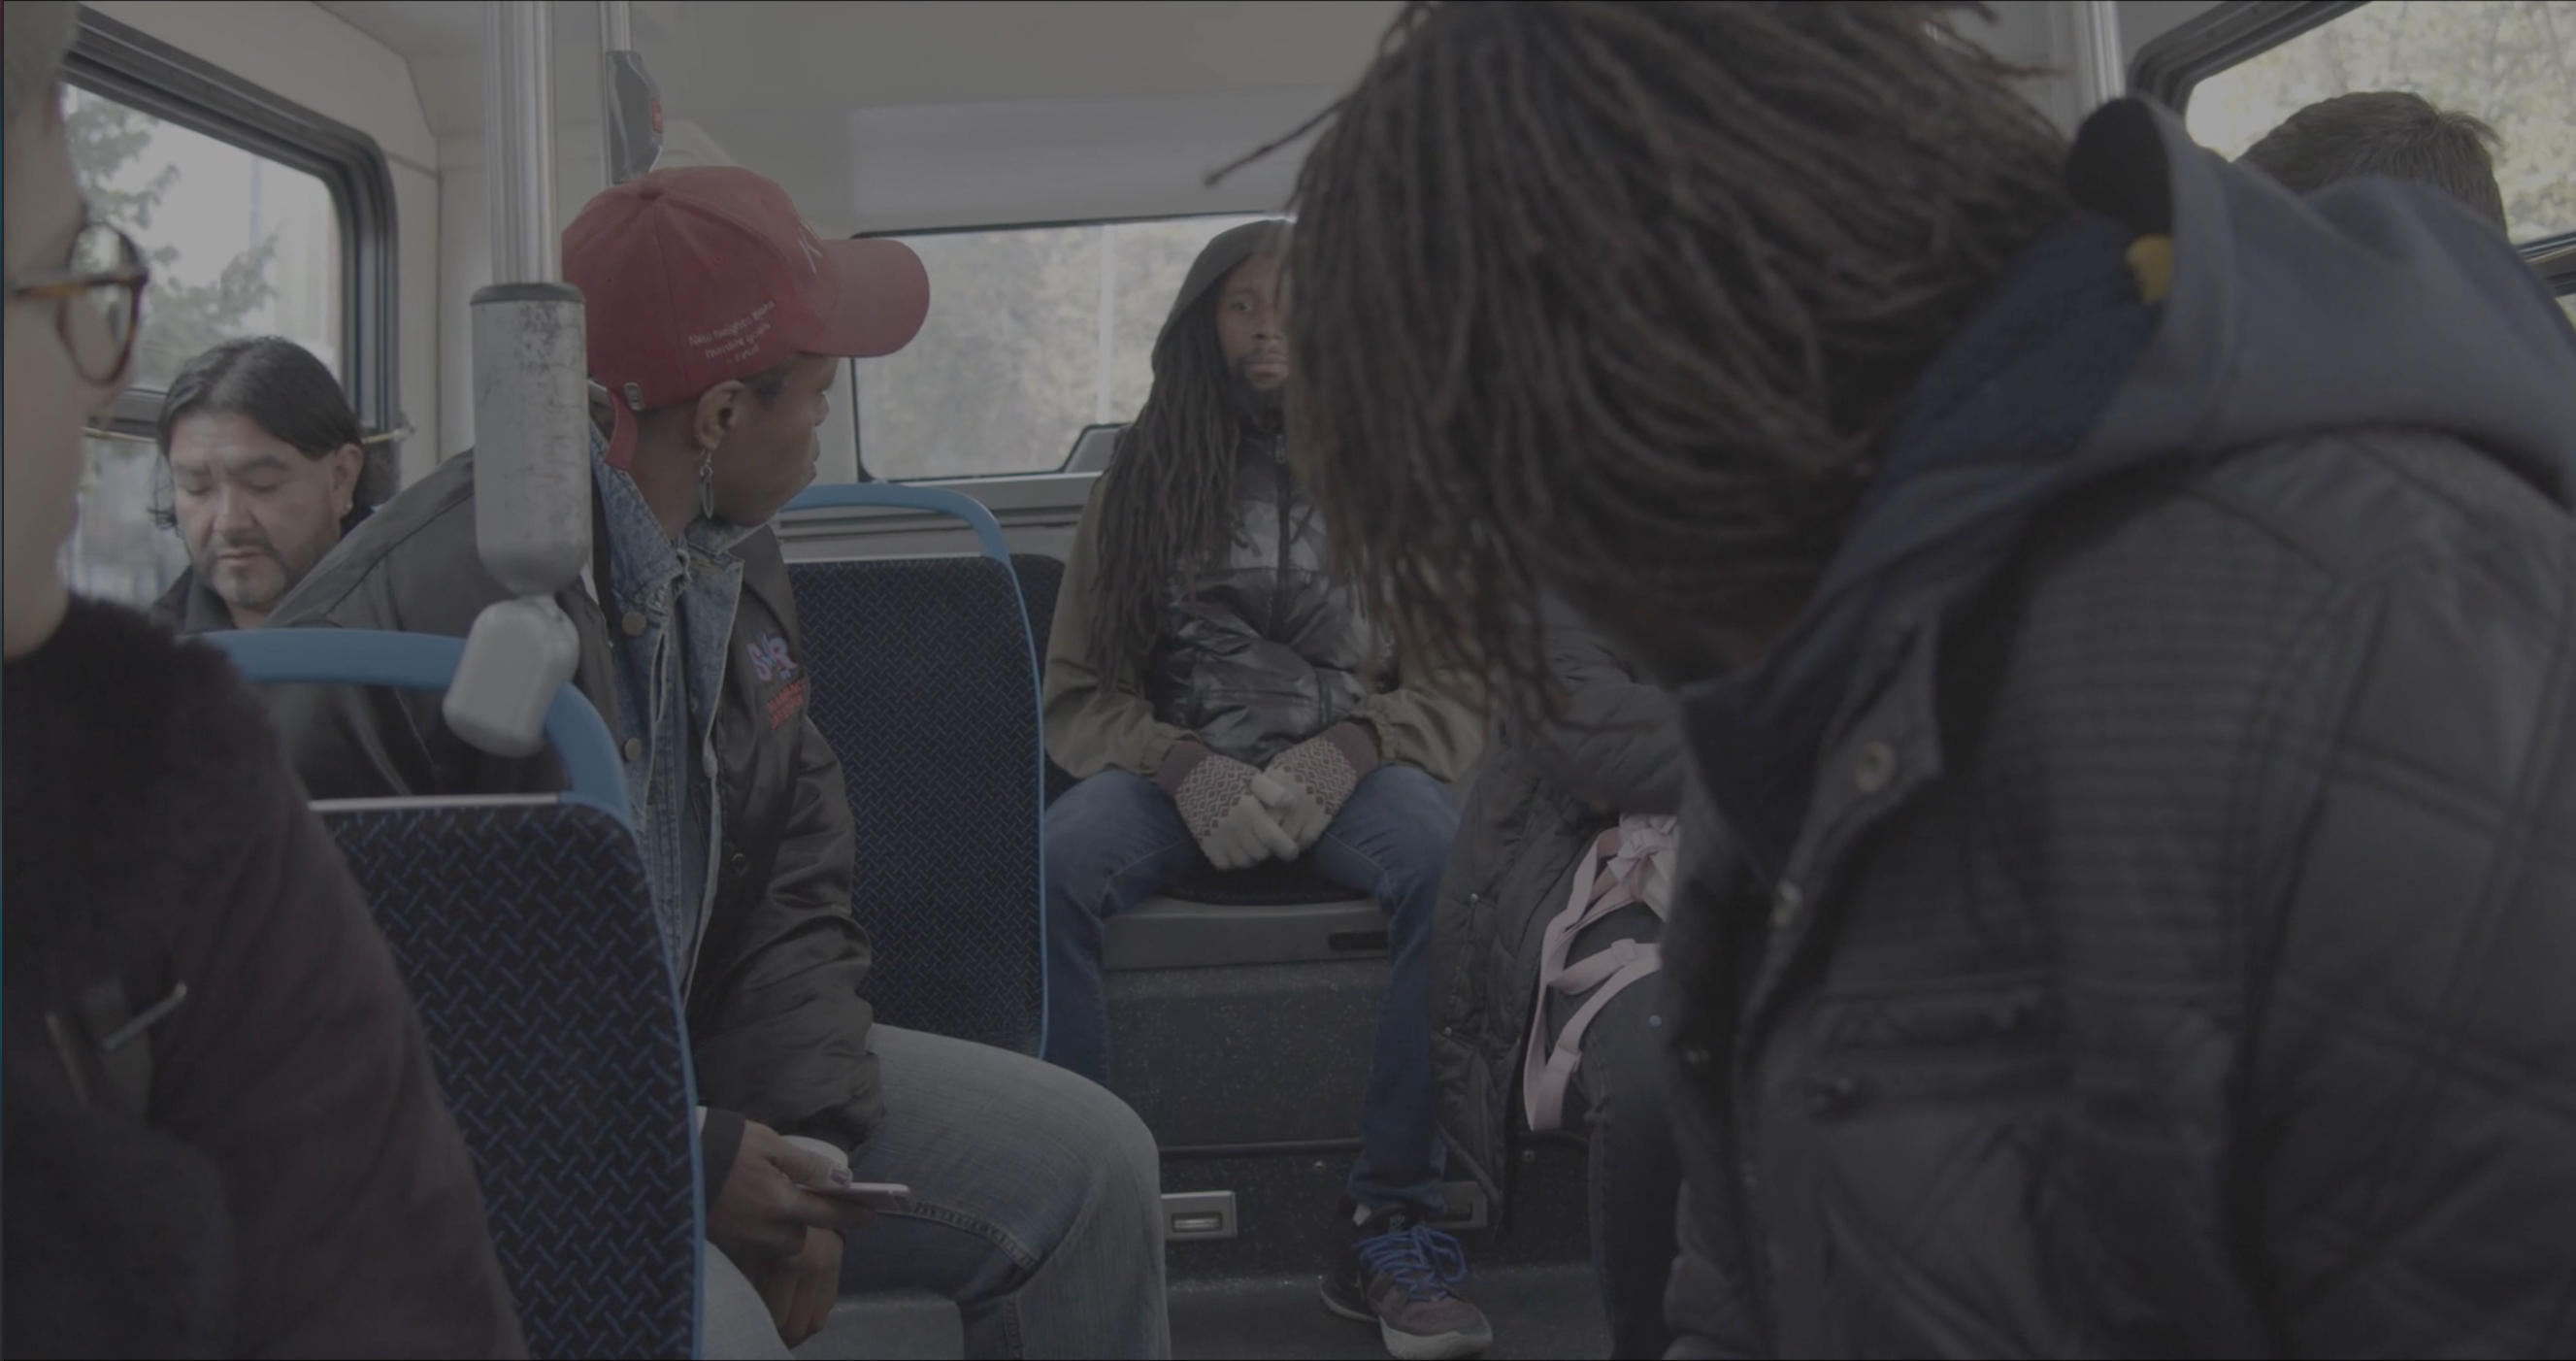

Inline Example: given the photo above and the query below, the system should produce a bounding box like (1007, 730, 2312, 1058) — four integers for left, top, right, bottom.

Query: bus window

(2181, 0, 2574, 249)
(851, 214, 1271, 481)
(61, 86, 346, 609)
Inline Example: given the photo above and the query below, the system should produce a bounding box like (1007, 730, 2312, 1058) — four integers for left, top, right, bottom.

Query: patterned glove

(1262, 722, 1381, 852)
(1159, 743, 1301, 870)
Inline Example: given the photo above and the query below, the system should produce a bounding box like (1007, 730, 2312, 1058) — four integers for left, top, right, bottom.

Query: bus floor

(1169, 1261, 1607, 1360)
(1156, 1137, 1608, 1360)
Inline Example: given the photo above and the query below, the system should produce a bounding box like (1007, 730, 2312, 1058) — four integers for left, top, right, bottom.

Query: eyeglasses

(7, 218, 149, 385)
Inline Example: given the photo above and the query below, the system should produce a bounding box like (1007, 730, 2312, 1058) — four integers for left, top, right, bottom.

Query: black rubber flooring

(1168, 1261, 1608, 1360)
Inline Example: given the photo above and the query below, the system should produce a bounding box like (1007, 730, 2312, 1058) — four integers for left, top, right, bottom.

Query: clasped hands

(1171, 724, 1373, 870)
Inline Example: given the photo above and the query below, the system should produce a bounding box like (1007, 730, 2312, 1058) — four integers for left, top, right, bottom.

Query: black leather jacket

(261, 451, 878, 1159)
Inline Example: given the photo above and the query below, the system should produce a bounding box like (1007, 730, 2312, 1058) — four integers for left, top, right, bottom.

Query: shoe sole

(1318, 1282, 1495, 1361)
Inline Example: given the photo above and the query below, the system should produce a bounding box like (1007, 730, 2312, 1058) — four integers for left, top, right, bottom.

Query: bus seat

(1007, 552, 1079, 807)
(210, 630, 701, 1361)
(785, 484, 1046, 1058)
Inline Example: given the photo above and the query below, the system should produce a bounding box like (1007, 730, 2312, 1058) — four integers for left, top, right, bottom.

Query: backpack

(1521, 813, 1677, 1131)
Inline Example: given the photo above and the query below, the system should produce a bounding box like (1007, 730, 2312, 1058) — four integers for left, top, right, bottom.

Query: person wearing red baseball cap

(264, 166, 1170, 1359)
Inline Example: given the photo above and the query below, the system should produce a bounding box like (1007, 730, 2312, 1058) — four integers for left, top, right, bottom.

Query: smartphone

(799, 1179, 910, 1211)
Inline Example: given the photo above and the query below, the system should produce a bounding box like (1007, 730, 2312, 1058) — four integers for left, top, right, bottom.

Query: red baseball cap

(563, 165, 930, 466)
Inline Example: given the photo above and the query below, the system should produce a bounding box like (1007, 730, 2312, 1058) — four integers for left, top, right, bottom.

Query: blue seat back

(209, 630, 699, 1361)
(326, 802, 696, 1359)
(784, 485, 1045, 1056)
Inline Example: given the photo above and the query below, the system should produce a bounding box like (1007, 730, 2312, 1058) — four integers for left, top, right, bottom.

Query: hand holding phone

(797, 1179, 910, 1212)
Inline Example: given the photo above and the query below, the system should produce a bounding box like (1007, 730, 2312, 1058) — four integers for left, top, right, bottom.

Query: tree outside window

(60, 87, 342, 608)
(854, 215, 1271, 481)
(2186, 0, 2575, 247)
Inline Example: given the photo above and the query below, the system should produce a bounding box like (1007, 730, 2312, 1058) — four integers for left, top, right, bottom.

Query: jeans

(1551, 902, 1681, 1360)
(702, 1024, 1169, 1359)
(1044, 765, 1460, 1212)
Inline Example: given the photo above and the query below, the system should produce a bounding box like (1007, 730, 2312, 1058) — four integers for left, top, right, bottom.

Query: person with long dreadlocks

(1274, 2, 2576, 1356)
(1040, 218, 1490, 1359)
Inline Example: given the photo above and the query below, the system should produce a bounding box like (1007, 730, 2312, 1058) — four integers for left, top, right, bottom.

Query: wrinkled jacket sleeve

(1521, 601, 1685, 814)
(1041, 490, 1195, 780)
(2241, 568, 2576, 1353)
(687, 666, 879, 1154)
(1350, 659, 1485, 782)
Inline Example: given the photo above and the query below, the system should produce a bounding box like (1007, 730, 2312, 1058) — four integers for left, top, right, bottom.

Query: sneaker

(1321, 1199, 1495, 1360)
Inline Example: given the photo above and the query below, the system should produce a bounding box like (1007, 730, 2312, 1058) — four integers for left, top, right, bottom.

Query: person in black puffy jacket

(1430, 598, 1685, 1358)
(1281, 4, 2576, 1355)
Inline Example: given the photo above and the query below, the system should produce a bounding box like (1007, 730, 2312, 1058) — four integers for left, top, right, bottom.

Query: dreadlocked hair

(1086, 275, 1255, 686)
(1280, 1, 2071, 737)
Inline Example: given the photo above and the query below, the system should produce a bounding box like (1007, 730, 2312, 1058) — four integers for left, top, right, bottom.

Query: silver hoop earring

(697, 446, 717, 520)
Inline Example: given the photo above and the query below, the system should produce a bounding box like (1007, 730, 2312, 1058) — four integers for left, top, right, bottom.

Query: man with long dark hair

(1040, 219, 1490, 1359)
(1278, 2, 2575, 1355)
(150, 336, 391, 633)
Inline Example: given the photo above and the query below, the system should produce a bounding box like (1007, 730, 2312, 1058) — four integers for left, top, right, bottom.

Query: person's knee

(1044, 771, 1172, 902)
(1364, 768, 1459, 909)
(1022, 1067, 1162, 1245)
(1074, 1075, 1161, 1206)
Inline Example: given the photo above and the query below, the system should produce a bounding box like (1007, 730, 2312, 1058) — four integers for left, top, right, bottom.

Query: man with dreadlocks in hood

(1279, 1, 2576, 1356)
(1040, 218, 1490, 1359)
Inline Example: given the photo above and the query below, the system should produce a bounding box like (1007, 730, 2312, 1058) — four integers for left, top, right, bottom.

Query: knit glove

(1159, 743, 1301, 870)
(1261, 722, 1381, 852)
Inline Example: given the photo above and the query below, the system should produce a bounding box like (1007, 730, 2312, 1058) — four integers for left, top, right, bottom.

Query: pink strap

(1522, 814, 1677, 1131)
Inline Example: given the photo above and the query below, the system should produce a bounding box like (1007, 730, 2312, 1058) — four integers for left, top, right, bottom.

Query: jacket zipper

(1272, 433, 1322, 733)
(1271, 435, 1291, 644)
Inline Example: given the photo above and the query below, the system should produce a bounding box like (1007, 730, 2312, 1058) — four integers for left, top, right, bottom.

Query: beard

(1225, 358, 1286, 431)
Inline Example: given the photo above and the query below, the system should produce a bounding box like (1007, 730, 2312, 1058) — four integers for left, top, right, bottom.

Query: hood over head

(1682, 97, 2576, 883)
(1162, 218, 1293, 349)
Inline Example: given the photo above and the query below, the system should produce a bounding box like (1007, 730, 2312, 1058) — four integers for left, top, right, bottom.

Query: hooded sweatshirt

(1685, 98, 2576, 883)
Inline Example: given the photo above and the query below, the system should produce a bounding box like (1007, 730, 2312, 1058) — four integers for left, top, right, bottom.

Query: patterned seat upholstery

(790, 555, 1045, 1055)
(323, 801, 696, 1361)
(1009, 552, 1080, 808)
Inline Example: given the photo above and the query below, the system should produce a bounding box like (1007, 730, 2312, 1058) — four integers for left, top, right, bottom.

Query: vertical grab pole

(487, 1, 559, 286)
(448, 0, 588, 759)
(600, 0, 663, 187)
(2065, 0, 2127, 116)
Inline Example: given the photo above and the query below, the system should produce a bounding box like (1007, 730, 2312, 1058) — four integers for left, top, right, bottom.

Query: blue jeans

(702, 1024, 1170, 1359)
(1044, 765, 1460, 1212)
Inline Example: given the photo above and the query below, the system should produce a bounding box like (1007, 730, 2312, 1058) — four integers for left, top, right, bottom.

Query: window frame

(844, 210, 1282, 483)
(63, 7, 400, 442)
(2130, 0, 2576, 294)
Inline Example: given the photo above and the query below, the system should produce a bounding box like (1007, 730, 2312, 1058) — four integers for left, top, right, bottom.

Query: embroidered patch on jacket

(765, 678, 809, 730)
(744, 631, 809, 729)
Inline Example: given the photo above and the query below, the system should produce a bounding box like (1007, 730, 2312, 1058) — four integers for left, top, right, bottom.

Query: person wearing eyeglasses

(2, 3, 524, 1356)
(150, 337, 394, 633)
